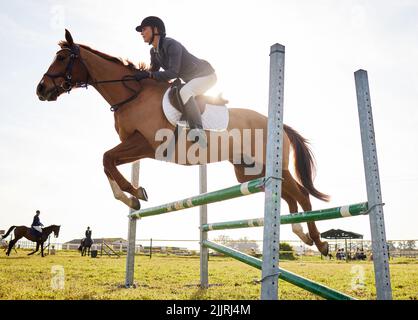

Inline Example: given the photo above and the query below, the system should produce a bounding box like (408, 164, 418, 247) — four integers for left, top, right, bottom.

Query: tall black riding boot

(183, 97, 207, 148)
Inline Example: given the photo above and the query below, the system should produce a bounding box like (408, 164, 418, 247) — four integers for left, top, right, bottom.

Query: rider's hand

(134, 71, 150, 81)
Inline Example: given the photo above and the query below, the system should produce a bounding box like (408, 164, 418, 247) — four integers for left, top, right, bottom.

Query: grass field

(0, 250, 416, 300)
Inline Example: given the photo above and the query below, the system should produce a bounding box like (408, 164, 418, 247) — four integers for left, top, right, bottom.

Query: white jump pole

(125, 161, 139, 287)
(199, 164, 208, 288)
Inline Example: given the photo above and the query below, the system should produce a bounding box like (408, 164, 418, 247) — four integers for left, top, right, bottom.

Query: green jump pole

(202, 202, 368, 232)
(130, 178, 265, 219)
(203, 240, 355, 300)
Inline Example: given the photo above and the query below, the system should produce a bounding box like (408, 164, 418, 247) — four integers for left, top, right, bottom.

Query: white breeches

(180, 73, 217, 104)
(33, 226, 43, 233)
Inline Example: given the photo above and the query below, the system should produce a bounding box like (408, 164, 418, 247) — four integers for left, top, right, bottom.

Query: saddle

(168, 78, 229, 116)
(30, 227, 42, 238)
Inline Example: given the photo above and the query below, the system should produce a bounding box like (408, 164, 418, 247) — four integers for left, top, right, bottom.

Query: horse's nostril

(37, 83, 44, 95)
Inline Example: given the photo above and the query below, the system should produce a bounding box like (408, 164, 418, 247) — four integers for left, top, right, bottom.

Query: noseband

(43, 45, 142, 112)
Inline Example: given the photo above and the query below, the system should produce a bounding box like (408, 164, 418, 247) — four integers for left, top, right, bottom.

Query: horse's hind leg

(6, 239, 18, 256)
(282, 170, 329, 256)
(282, 191, 314, 246)
(28, 243, 39, 255)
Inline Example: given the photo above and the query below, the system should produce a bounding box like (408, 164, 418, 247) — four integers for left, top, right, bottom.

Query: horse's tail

(284, 124, 330, 202)
(1, 226, 16, 239)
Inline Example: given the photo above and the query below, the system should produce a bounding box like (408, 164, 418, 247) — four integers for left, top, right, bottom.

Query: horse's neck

(80, 47, 138, 107)
(42, 226, 52, 233)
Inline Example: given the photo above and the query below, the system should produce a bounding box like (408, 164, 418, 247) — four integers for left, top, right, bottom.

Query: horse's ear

(65, 29, 74, 46)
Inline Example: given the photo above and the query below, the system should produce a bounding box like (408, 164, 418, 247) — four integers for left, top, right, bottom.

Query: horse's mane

(59, 41, 149, 72)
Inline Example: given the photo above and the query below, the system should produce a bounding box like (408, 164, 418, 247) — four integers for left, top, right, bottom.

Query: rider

(31, 210, 44, 238)
(134, 16, 217, 146)
(85, 226, 92, 239)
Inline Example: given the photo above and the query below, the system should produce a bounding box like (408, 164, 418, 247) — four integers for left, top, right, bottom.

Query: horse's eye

(57, 55, 65, 61)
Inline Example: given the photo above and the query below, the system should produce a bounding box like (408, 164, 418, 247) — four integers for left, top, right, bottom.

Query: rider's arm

(150, 41, 182, 81)
(149, 49, 161, 72)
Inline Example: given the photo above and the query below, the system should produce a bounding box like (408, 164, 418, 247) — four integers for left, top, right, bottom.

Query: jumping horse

(36, 30, 330, 255)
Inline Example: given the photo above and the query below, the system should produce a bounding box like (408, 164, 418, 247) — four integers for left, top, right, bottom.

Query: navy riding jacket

(150, 37, 215, 83)
(32, 216, 44, 227)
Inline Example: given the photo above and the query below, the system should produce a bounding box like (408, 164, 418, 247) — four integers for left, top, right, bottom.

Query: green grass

(0, 251, 416, 300)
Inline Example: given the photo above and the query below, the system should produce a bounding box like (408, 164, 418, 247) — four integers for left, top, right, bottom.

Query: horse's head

(52, 225, 61, 238)
(37, 29, 89, 101)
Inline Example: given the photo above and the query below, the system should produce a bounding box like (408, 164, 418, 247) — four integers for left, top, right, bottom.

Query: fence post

(125, 161, 139, 287)
(355, 69, 392, 300)
(261, 43, 285, 300)
(199, 164, 209, 288)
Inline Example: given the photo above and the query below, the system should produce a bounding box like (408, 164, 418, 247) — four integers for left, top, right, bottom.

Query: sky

(0, 0, 417, 250)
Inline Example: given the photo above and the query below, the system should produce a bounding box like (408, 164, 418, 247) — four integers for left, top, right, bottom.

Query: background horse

(1, 225, 60, 257)
(78, 238, 93, 256)
(36, 30, 330, 255)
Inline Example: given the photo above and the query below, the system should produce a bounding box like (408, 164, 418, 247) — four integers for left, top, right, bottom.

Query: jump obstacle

(124, 43, 393, 300)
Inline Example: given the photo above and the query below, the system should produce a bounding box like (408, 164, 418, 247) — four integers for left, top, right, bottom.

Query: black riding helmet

(135, 16, 166, 45)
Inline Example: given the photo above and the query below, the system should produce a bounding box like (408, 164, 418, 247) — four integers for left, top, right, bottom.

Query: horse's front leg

(103, 131, 154, 209)
(106, 176, 141, 210)
(41, 242, 44, 257)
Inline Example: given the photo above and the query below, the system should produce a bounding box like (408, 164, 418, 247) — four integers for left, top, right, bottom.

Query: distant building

(229, 241, 259, 254)
(142, 246, 191, 255)
(62, 238, 128, 251)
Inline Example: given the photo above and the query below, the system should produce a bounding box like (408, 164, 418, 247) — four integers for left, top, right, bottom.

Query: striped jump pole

(201, 202, 368, 232)
(203, 241, 355, 300)
(129, 178, 266, 219)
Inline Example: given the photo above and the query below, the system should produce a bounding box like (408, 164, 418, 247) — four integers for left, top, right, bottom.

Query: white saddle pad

(162, 88, 229, 131)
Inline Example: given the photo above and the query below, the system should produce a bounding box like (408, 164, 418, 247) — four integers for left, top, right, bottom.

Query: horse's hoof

(305, 233, 314, 246)
(137, 187, 148, 201)
(318, 241, 329, 256)
(129, 197, 141, 211)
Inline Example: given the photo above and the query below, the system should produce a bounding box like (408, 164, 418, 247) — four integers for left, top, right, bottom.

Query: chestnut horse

(1, 225, 60, 257)
(36, 30, 330, 255)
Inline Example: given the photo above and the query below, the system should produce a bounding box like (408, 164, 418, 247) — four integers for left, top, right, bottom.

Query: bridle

(44, 45, 88, 94)
(43, 44, 142, 112)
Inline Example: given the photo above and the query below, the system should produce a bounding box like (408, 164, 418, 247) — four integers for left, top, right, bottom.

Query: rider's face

(141, 26, 157, 43)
